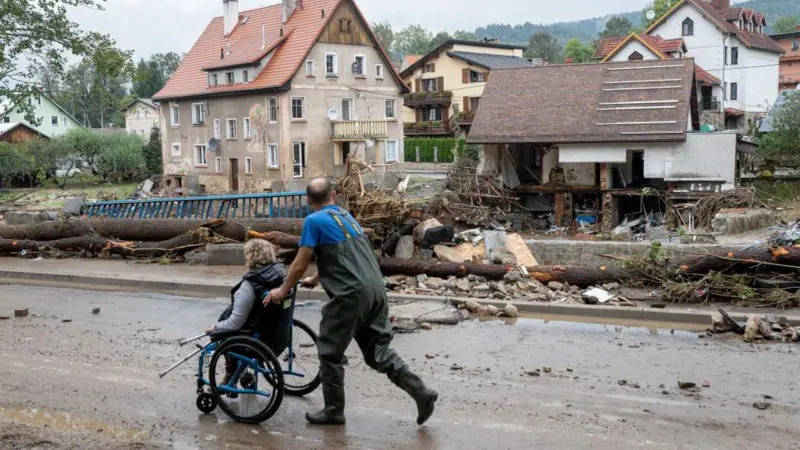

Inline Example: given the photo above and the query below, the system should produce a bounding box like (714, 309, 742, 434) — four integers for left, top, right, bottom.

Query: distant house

(769, 25, 800, 91)
(468, 58, 744, 231)
(0, 92, 82, 137)
(0, 122, 49, 143)
(759, 89, 798, 132)
(399, 54, 421, 72)
(594, 33, 724, 130)
(399, 40, 531, 138)
(123, 98, 161, 140)
(643, 0, 783, 130)
(153, 0, 407, 194)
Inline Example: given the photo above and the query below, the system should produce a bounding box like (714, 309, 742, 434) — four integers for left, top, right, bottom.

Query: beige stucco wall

(160, 44, 404, 194)
(126, 103, 160, 140)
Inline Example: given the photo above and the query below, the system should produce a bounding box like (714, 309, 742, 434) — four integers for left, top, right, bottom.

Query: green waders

(307, 208, 438, 426)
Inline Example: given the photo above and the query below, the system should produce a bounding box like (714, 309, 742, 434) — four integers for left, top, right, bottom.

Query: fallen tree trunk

(0, 218, 305, 241)
(248, 230, 302, 249)
(526, 264, 636, 286)
(379, 258, 510, 280)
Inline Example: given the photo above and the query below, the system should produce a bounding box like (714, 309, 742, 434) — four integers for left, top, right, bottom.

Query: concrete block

(206, 243, 245, 266)
(62, 196, 85, 216)
(4, 211, 51, 226)
(712, 208, 778, 235)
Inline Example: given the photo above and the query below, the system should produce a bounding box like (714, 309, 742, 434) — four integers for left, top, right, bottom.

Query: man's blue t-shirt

(299, 205, 364, 249)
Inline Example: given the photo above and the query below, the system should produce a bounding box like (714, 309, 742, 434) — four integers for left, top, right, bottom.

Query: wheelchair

(160, 286, 321, 424)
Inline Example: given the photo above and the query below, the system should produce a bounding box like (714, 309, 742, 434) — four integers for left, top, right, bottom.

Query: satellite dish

(414, 69, 423, 78)
(365, 139, 375, 149)
(208, 138, 218, 151)
(327, 108, 339, 120)
(646, 10, 656, 21)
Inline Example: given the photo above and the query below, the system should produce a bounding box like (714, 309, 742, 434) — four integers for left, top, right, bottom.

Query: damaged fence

(85, 191, 310, 220)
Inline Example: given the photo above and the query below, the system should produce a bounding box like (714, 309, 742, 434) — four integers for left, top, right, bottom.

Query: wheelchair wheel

(208, 336, 284, 424)
(280, 319, 321, 397)
(196, 393, 217, 414)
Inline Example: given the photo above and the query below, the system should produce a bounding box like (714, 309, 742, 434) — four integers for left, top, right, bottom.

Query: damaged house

(468, 58, 748, 231)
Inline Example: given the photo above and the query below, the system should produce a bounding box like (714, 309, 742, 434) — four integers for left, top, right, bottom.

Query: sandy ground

(1, 285, 800, 450)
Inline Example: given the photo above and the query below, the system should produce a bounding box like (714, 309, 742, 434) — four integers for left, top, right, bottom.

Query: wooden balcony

(456, 111, 476, 126)
(332, 120, 389, 141)
(403, 91, 453, 108)
(404, 119, 452, 136)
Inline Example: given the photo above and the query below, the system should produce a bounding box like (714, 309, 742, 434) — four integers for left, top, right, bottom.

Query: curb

(1, 269, 798, 327)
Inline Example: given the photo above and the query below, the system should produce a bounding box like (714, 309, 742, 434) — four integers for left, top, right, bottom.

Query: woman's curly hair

(244, 239, 276, 269)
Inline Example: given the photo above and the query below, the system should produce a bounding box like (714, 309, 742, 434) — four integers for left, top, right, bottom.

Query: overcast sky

(68, 0, 659, 60)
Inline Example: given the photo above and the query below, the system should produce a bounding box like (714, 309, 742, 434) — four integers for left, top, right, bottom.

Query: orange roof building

(154, 0, 407, 194)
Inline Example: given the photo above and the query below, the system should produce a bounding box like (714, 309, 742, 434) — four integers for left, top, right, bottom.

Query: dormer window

(243, 70, 249, 83)
(739, 19, 743, 29)
(210, 74, 218, 87)
(748, 21, 753, 32)
(628, 51, 644, 61)
(682, 18, 693, 36)
(226, 72, 235, 84)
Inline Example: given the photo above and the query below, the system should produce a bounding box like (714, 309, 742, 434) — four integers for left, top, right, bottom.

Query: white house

(0, 92, 82, 137)
(645, 0, 783, 130)
(123, 98, 160, 141)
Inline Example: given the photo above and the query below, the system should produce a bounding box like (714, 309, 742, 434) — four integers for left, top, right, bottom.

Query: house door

(701, 86, 712, 110)
(342, 142, 351, 164)
(229, 158, 239, 192)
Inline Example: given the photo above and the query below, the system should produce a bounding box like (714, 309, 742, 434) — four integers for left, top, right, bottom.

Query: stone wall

(527, 239, 731, 267)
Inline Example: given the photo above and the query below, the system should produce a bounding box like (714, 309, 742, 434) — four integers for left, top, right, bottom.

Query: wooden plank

(317, 2, 371, 46)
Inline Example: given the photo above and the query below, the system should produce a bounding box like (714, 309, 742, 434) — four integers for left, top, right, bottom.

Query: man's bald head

(307, 177, 333, 207)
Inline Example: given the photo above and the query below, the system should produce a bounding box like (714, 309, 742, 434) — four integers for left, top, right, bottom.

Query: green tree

(131, 52, 182, 99)
(61, 55, 133, 128)
(524, 32, 562, 63)
(641, 0, 680, 28)
(563, 38, 593, 63)
(600, 15, 635, 38)
(94, 133, 147, 183)
(428, 31, 451, 51)
(0, 0, 130, 125)
(0, 143, 33, 188)
(371, 22, 395, 53)
(772, 16, 799, 34)
(453, 30, 477, 41)
(394, 25, 433, 56)
(760, 92, 800, 165)
(142, 125, 163, 176)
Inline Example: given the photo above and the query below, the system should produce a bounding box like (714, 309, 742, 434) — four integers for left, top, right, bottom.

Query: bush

(0, 143, 33, 187)
(95, 133, 147, 183)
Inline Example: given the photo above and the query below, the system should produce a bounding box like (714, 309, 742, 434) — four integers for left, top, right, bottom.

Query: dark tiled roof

(646, 0, 783, 54)
(399, 40, 526, 78)
(468, 59, 697, 145)
(446, 51, 532, 70)
(123, 98, 160, 112)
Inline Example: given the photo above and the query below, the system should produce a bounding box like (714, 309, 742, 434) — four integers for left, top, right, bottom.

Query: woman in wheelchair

(205, 239, 291, 392)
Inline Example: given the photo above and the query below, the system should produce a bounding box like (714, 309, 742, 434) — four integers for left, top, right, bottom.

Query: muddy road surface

(1, 285, 799, 449)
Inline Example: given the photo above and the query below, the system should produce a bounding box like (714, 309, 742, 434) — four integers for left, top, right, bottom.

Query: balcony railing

(403, 91, 453, 108)
(701, 96, 720, 111)
(404, 119, 452, 136)
(456, 111, 476, 126)
(332, 120, 389, 141)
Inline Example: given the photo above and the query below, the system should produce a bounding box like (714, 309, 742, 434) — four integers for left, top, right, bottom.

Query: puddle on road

(478, 312, 706, 339)
(0, 405, 147, 440)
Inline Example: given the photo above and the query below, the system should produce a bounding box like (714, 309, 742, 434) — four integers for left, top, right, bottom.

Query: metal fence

(85, 192, 310, 219)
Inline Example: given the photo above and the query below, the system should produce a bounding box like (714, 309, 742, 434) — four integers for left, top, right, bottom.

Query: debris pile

(710, 309, 800, 343)
(337, 157, 408, 225)
(693, 187, 769, 230)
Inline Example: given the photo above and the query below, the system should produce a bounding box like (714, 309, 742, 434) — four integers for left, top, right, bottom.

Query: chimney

(223, 0, 239, 36)
(282, 0, 297, 24)
(710, 0, 730, 10)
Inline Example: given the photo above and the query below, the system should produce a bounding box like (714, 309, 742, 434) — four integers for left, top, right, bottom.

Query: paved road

(1, 285, 799, 450)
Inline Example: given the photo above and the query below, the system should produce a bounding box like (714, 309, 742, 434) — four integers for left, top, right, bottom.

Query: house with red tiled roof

(153, 0, 407, 193)
(593, 33, 724, 129)
(643, 0, 783, 131)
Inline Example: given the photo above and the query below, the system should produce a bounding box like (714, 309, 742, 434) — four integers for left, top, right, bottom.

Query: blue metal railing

(85, 192, 310, 219)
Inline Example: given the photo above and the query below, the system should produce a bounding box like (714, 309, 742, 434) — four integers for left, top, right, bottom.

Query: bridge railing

(85, 192, 310, 219)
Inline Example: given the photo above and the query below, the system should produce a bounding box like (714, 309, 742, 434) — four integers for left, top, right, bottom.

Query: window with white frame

(62, 117, 67, 126)
(2, 117, 10, 123)
(354, 55, 366, 76)
(469, 70, 484, 83)
(244, 157, 253, 175)
(226, 118, 237, 139)
(171, 143, 181, 156)
(194, 145, 207, 166)
(292, 142, 306, 178)
(243, 117, 251, 139)
(210, 74, 218, 86)
(385, 140, 398, 163)
(170, 104, 179, 126)
(341, 98, 354, 121)
(215, 157, 223, 173)
(191, 103, 205, 125)
(422, 78, 437, 92)
(385, 99, 396, 119)
(291, 97, 305, 120)
(226, 72, 235, 84)
(325, 53, 338, 76)
(51, 116, 58, 126)
(213, 119, 220, 139)
(243, 70, 249, 83)
(682, 18, 693, 36)
(376, 64, 384, 79)
(267, 98, 277, 122)
(305, 60, 315, 77)
(267, 144, 279, 168)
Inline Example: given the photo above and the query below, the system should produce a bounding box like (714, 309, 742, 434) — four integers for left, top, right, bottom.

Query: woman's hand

(205, 325, 216, 335)
(263, 286, 289, 306)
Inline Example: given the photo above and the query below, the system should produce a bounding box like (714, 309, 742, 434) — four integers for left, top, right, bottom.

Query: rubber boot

(393, 368, 438, 425)
(305, 385, 346, 425)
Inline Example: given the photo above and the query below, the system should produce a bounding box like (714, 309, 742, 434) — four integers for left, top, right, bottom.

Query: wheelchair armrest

(208, 329, 253, 341)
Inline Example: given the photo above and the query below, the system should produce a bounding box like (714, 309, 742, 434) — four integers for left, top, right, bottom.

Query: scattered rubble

(92, 307, 101, 314)
(14, 309, 28, 318)
(752, 401, 771, 411)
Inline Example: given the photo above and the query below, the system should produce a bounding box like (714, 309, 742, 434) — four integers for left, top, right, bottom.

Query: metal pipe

(179, 333, 208, 346)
